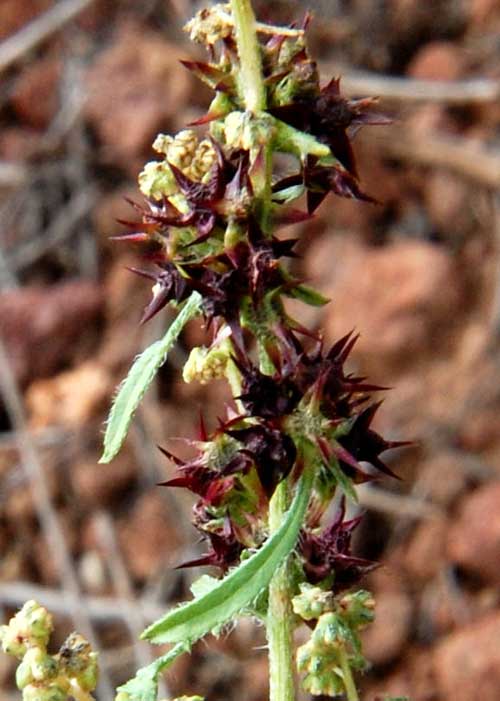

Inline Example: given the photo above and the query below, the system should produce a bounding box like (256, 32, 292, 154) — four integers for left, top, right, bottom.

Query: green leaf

(116, 642, 189, 701)
(100, 292, 203, 463)
(141, 465, 315, 645)
(272, 117, 331, 159)
(289, 284, 330, 307)
(327, 453, 358, 503)
(190, 574, 219, 599)
(272, 184, 305, 204)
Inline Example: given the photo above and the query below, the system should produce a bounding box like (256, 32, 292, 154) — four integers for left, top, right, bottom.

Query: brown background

(1, 1, 500, 699)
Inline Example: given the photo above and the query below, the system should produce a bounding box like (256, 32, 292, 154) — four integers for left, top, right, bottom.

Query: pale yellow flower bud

(183, 346, 229, 385)
(184, 4, 233, 45)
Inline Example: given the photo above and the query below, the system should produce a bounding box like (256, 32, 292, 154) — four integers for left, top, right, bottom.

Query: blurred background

(0, 0, 500, 699)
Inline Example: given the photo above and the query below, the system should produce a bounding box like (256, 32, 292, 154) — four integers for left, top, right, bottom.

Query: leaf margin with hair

(99, 291, 203, 464)
(116, 641, 189, 701)
(141, 464, 315, 645)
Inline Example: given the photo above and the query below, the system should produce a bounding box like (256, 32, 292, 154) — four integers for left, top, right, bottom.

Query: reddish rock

(457, 408, 500, 453)
(70, 451, 137, 507)
(403, 516, 448, 582)
(5, 464, 59, 525)
(314, 238, 462, 372)
(365, 647, 437, 700)
(0, 280, 104, 387)
(25, 361, 112, 429)
(0, 0, 50, 41)
(85, 22, 191, 163)
(417, 453, 468, 507)
(118, 490, 182, 582)
(362, 590, 413, 666)
(92, 186, 139, 245)
(10, 56, 61, 129)
(434, 612, 500, 701)
(424, 171, 470, 236)
(405, 103, 452, 138)
(447, 483, 500, 584)
(96, 260, 146, 372)
(469, 0, 500, 25)
(407, 41, 465, 81)
(0, 127, 41, 162)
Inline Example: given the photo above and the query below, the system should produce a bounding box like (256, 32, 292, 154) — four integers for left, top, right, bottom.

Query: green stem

(230, 3, 296, 701)
(339, 646, 360, 701)
(267, 480, 296, 701)
(231, 0, 266, 112)
(230, 0, 272, 233)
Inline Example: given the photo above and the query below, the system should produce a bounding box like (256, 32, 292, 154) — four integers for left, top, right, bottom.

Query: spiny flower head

(107, 4, 405, 589)
(300, 498, 377, 590)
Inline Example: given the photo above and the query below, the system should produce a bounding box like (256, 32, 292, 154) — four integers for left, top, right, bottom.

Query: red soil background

(1, 1, 500, 700)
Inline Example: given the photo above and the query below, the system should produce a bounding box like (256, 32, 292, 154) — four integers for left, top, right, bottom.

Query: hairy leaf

(100, 292, 203, 463)
(142, 465, 315, 645)
(116, 642, 189, 701)
(272, 117, 332, 159)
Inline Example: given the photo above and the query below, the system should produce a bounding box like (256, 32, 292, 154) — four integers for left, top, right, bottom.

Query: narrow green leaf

(272, 116, 331, 159)
(327, 454, 358, 503)
(116, 642, 189, 701)
(290, 284, 330, 307)
(100, 292, 203, 463)
(272, 184, 305, 204)
(141, 465, 315, 645)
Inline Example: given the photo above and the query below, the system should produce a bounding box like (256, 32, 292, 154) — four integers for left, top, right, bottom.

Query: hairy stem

(339, 646, 360, 701)
(231, 0, 272, 232)
(230, 2, 296, 700)
(231, 0, 266, 112)
(267, 480, 296, 701)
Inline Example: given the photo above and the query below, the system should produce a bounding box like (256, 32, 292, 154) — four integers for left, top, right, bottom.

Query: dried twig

(94, 512, 170, 698)
(357, 484, 441, 520)
(94, 512, 154, 666)
(0, 0, 95, 73)
(0, 581, 165, 624)
(325, 64, 500, 105)
(7, 184, 96, 271)
(366, 127, 500, 189)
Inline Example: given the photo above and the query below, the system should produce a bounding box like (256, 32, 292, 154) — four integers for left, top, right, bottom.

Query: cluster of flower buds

(0, 601, 98, 701)
(293, 585, 375, 696)
(118, 0, 400, 621)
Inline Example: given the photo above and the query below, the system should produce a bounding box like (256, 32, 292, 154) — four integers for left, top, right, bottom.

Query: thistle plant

(2, 2, 406, 701)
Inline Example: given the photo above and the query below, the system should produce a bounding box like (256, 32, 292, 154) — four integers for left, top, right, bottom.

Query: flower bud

(21, 647, 57, 684)
(184, 3, 233, 45)
(1, 601, 53, 658)
(15, 659, 33, 690)
(58, 632, 98, 692)
(139, 130, 217, 201)
(338, 590, 375, 629)
(292, 583, 335, 621)
(1, 624, 27, 658)
(22, 681, 69, 701)
(183, 345, 229, 385)
(138, 161, 177, 200)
